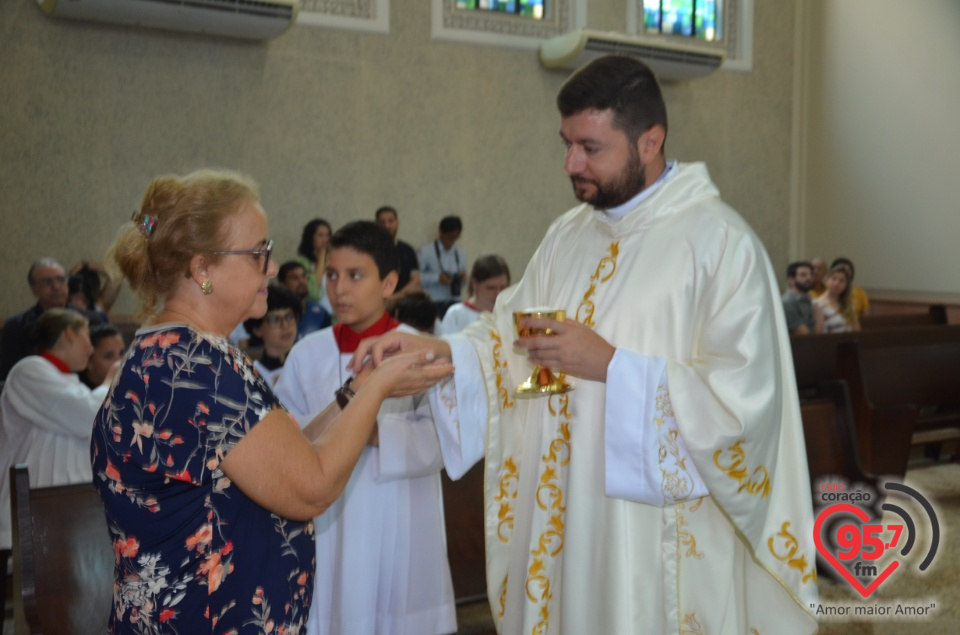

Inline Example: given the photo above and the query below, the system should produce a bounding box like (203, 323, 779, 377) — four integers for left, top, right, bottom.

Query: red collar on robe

(40, 352, 71, 374)
(463, 300, 482, 313)
(333, 312, 401, 353)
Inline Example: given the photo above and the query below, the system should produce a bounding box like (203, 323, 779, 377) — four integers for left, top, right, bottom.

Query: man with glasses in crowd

(0, 257, 103, 380)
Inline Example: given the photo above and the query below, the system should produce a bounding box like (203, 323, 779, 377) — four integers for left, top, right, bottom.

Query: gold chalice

(514, 308, 573, 396)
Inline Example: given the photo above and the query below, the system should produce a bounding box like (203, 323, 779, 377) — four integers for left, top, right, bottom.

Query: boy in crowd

(275, 221, 455, 635)
(243, 285, 302, 386)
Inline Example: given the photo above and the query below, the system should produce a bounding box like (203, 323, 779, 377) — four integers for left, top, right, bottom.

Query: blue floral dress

(91, 324, 315, 634)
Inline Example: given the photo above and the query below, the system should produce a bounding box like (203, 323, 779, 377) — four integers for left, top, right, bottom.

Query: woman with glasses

(92, 169, 452, 634)
(243, 285, 302, 386)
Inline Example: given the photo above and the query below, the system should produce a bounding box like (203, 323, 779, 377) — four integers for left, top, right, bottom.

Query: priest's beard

(570, 145, 647, 209)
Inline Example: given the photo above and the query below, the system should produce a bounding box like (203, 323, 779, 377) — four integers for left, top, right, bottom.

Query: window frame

(626, 0, 754, 72)
(297, 0, 391, 34)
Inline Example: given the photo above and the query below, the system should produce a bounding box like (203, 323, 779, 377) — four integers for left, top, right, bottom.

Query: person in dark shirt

(0, 257, 101, 380)
(375, 206, 421, 309)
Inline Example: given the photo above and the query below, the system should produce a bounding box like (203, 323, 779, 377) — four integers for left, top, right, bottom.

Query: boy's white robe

(275, 325, 456, 635)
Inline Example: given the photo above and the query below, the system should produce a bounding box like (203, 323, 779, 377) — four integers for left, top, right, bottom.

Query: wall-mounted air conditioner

(37, 0, 300, 40)
(539, 29, 725, 81)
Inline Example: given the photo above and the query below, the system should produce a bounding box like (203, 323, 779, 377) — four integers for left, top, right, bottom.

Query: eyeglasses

(264, 312, 297, 326)
(213, 239, 273, 274)
(34, 275, 67, 288)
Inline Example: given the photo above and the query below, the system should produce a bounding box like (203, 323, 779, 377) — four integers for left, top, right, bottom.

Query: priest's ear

(637, 125, 666, 163)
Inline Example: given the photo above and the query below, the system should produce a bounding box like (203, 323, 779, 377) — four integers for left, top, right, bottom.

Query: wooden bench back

(847, 342, 960, 409)
(10, 465, 113, 635)
(799, 380, 875, 489)
(859, 304, 947, 329)
(791, 324, 960, 392)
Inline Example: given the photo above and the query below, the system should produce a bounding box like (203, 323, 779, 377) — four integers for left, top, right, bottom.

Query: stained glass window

(643, 0, 721, 42)
(456, 0, 546, 20)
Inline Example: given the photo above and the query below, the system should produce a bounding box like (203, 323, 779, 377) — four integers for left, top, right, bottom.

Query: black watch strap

(335, 376, 356, 410)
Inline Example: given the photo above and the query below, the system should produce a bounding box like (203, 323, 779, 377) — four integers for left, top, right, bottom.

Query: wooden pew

(836, 340, 960, 477)
(10, 465, 113, 635)
(859, 304, 947, 329)
(800, 380, 877, 491)
(441, 463, 487, 603)
(790, 324, 960, 396)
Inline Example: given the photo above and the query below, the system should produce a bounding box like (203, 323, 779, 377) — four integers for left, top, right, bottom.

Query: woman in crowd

(80, 323, 126, 389)
(814, 264, 860, 333)
(296, 218, 333, 310)
(93, 169, 452, 634)
(439, 253, 510, 335)
(0, 308, 116, 550)
(242, 284, 302, 386)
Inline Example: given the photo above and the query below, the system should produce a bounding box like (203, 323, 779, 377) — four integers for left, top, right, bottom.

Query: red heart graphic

(814, 503, 900, 597)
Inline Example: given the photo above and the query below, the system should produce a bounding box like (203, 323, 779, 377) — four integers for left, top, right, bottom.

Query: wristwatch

(335, 376, 356, 410)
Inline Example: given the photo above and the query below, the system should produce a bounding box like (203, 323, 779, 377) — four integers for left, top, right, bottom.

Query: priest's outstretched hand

(350, 330, 452, 373)
(515, 317, 616, 382)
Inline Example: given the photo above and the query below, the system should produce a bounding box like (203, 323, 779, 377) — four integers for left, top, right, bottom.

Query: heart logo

(813, 503, 900, 597)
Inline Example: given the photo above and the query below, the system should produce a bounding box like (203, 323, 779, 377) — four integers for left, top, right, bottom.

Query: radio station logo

(814, 480, 940, 599)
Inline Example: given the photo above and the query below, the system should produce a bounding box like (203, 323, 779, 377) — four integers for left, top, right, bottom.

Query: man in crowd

(375, 205, 421, 309)
(277, 260, 331, 339)
(809, 256, 827, 297)
(418, 216, 467, 318)
(356, 56, 818, 634)
(0, 257, 100, 380)
(782, 260, 821, 335)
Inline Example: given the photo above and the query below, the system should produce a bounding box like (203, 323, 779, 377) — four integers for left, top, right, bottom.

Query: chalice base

(515, 365, 573, 396)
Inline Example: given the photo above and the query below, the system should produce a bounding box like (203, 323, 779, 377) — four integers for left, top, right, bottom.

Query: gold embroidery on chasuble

(680, 612, 705, 635)
(768, 521, 818, 585)
(713, 440, 771, 498)
(522, 243, 620, 635)
(575, 241, 619, 327)
(491, 329, 515, 411)
(656, 384, 695, 501)
(677, 500, 705, 560)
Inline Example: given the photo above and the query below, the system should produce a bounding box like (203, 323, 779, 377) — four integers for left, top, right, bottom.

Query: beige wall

(799, 0, 960, 301)
(0, 0, 797, 318)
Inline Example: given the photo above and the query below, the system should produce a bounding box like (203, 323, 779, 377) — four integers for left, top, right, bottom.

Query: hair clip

(132, 211, 156, 237)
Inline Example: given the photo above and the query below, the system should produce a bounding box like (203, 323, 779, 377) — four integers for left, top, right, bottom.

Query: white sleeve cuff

(427, 334, 488, 480)
(605, 349, 709, 506)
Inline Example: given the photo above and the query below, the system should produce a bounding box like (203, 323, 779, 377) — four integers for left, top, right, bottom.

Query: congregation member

(276, 221, 456, 635)
(278, 259, 332, 338)
(79, 323, 126, 389)
(0, 308, 116, 550)
(814, 263, 860, 333)
(831, 256, 870, 317)
(242, 284, 302, 386)
(92, 169, 452, 634)
(809, 256, 827, 297)
(67, 259, 123, 320)
(782, 260, 823, 335)
(439, 253, 511, 335)
(296, 218, 334, 313)
(354, 56, 818, 635)
(418, 215, 467, 318)
(393, 291, 440, 334)
(375, 205, 421, 308)
(0, 257, 101, 380)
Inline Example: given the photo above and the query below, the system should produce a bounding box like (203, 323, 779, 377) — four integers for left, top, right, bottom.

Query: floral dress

(91, 324, 315, 634)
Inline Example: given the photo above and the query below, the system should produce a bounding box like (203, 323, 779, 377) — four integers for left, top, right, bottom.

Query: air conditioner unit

(539, 29, 725, 81)
(37, 0, 300, 40)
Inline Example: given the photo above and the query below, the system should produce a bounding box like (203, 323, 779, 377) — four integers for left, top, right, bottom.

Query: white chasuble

(431, 163, 818, 635)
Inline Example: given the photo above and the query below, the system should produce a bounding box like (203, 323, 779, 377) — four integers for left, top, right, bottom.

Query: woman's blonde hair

(33, 308, 88, 353)
(109, 169, 260, 319)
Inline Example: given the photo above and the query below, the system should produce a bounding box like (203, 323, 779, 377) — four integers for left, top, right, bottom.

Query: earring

(201, 279, 213, 295)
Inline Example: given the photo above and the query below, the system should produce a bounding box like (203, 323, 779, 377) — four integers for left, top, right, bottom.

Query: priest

(353, 55, 819, 635)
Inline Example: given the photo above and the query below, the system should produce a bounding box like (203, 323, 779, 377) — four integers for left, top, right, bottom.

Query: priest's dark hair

(556, 55, 668, 150)
(329, 221, 399, 280)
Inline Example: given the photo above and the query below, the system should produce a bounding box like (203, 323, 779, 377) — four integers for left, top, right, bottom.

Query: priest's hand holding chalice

(512, 308, 573, 395)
